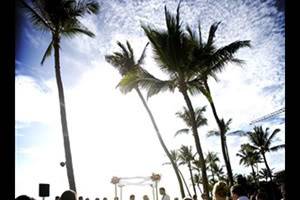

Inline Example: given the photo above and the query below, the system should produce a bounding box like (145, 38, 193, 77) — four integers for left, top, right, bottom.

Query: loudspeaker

(39, 183, 50, 197)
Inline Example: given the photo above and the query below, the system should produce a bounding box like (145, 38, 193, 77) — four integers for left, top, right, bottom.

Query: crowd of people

(15, 181, 286, 200)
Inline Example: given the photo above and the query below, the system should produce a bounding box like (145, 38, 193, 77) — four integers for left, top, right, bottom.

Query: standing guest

(231, 184, 249, 200)
(143, 195, 150, 200)
(212, 181, 229, 200)
(60, 190, 77, 200)
(130, 195, 135, 200)
(255, 191, 268, 200)
(159, 187, 170, 200)
(16, 195, 32, 200)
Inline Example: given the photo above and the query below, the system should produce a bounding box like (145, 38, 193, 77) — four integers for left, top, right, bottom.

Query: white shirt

(162, 194, 170, 200)
(238, 196, 249, 200)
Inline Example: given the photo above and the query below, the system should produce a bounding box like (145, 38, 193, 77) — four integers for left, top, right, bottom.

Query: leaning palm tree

(179, 145, 198, 197)
(185, 17, 251, 186)
(19, 0, 100, 191)
(246, 126, 285, 182)
(236, 143, 262, 184)
(163, 150, 192, 197)
(117, 2, 211, 198)
(105, 41, 185, 198)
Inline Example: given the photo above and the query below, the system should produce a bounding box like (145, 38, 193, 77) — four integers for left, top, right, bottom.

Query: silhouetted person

(79, 197, 84, 200)
(129, 195, 135, 200)
(16, 195, 32, 200)
(255, 191, 268, 200)
(60, 190, 77, 200)
(231, 184, 249, 200)
(212, 181, 228, 200)
(143, 195, 150, 200)
(159, 187, 170, 200)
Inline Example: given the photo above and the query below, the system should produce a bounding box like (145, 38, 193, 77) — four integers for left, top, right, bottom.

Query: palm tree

(205, 151, 220, 183)
(179, 145, 198, 197)
(193, 174, 203, 195)
(259, 168, 274, 182)
(163, 150, 192, 197)
(117, 2, 211, 198)
(236, 143, 262, 184)
(246, 126, 285, 182)
(105, 41, 185, 198)
(185, 17, 251, 186)
(19, 0, 100, 191)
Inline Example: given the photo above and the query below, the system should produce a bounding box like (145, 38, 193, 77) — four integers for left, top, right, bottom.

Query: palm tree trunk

(197, 182, 203, 195)
(250, 165, 258, 184)
(53, 34, 76, 191)
(135, 88, 186, 198)
(203, 81, 234, 186)
(179, 169, 192, 197)
(261, 152, 273, 182)
(180, 88, 210, 199)
(188, 162, 197, 197)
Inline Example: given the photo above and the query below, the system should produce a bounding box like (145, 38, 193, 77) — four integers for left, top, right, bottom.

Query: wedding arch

(111, 173, 161, 200)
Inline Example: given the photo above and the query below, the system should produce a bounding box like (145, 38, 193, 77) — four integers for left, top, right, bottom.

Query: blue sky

(15, 0, 285, 199)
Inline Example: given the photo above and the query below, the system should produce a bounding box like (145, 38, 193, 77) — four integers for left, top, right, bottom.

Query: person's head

(103, 198, 108, 200)
(255, 191, 268, 200)
(231, 184, 247, 200)
(174, 197, 179, 200)
(16, 195, 32, 200)
(201, 193, 208, 200)
(79, 197, 83, 200)
(95, 198, 100, 200)
(86, 198, 90, 200)
(130, 195, 135, 200)
(159, 187, 166, 195)
(60, 190, 77, 200)
(143, 195, 149, 200)
(193, 194, 197, 200)
(212, 181, 228, 200)
(55, 196, 60, 200)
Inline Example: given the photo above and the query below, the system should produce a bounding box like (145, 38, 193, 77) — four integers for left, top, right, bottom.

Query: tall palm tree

(19, 0, 100, 191)
(193, 174, 203, 195)
(163, 150, 192, 197)
(117, 2, 211, 198)
(236, 143, 262, 184)
(185, 18, 251, 186)
(105, 41, 185, 198)
(247, 126, 285, 182)
(179, 145, 198, 197)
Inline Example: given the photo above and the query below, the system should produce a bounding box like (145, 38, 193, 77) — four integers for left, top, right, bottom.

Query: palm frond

(138, 68, 176, 99)
(174, 128, 190, 137)
(62, 27, 95, 38)
(207, 130, 220, 137)
(19, 0, 53, 32)
(137, 42, 149, 65)
(206, 21, 221, 47)
(227, 130, 248, 136)
(266, 128, 281, 147)
(269, 144, 285, 152)
(74, 0, 100, 16)
(41, 40, 53, 65)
